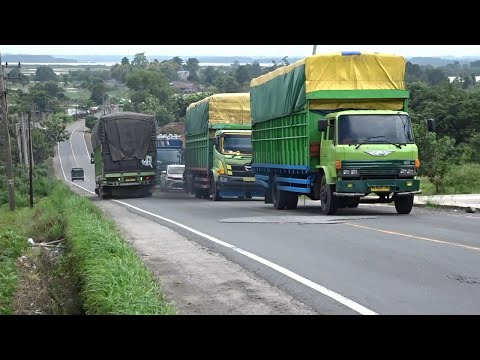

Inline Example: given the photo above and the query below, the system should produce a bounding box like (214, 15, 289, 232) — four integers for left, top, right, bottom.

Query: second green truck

(184, 93, 264, 200)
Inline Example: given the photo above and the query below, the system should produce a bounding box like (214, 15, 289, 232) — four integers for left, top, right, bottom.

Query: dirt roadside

(53, 130, 318, 315)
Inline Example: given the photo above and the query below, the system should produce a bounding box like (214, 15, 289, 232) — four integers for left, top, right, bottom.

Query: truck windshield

(338, 114, 414, 145)
(157, 149, 182, 164)
(222, 135, 252, 154)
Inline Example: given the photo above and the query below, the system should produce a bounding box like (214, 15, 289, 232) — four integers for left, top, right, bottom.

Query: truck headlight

(399, 168, 416, 175)
(342, 169, 359, 175)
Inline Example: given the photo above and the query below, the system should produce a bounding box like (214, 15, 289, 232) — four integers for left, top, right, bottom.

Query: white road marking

(81, 120, 91, 158)
(69, 123, 90, 181)
(57, 140, 378, 315)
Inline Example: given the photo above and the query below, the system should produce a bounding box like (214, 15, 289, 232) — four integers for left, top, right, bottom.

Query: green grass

(0, 213, 28, 315)
(64, 88, 91, 102)
(419, 164, 480, 195)
(0, 182, 175, 315)
(56, 186, 175, 315)
(106, 87, 129, 100)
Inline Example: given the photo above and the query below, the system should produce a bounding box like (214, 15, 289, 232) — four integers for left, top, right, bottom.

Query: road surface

(56, 119, 480, 315)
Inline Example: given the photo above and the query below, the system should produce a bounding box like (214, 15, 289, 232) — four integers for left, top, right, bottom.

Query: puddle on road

(218, 216, 377, 224)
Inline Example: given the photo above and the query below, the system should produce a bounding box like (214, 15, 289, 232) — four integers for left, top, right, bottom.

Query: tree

(425, 67, 448, 86)
(214, 75, 240, 93)
(172, 57, 184, 67)
(202, 66, 219, 85)
(131, 53, 148, 68)
(167, 92, 214, 120)
(414, 121, 456, 193)
(469, 133, 480, 163)
(111, 63, 131, 83)
(90, 82, 107, 105)
(121, 57, 130, 65)
(85, 115, 97, 131)
(235, 65, 250, 85)
(62, 73, 72, 87)
(35, 66, 58, 82)
(186, 58, 200, 82)
(125, 69, 172, 105)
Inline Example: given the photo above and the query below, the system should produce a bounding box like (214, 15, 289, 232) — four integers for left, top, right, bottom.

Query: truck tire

(98, 186, 109, 200)
(194, 188, 202, 199)
(320, 176, 337, 215)
(272, 181, 286, 210)
(265, 186, 273, 204)
(211, 178, 222, 201)
(395, 195, 414, 214)
(285, 192, 298, 210)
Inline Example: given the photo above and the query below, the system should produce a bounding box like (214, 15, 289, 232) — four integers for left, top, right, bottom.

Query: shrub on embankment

(0, 182, 175, 315)
(51, 184, 175, 315)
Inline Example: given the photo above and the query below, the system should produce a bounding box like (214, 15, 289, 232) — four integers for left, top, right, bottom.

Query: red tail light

(145, 176, 151, 180)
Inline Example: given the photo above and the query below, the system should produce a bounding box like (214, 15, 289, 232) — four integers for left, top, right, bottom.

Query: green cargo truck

(250, 51, 435, 215)
(91, 112, 157, 199)
(184, 93, 264, 200)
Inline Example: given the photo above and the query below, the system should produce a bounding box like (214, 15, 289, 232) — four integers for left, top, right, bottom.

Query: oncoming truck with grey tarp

(91, 112, 157, 198)
(250, 51, 435, 215)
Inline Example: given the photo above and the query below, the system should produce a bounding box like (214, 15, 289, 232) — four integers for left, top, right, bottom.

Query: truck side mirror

(318, 120, 327, 132)
(427, 119, 436, 132)
(212, 137, 218, 146)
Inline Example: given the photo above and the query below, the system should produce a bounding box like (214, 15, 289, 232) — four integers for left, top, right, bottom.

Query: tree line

(3, 53, 480, 196)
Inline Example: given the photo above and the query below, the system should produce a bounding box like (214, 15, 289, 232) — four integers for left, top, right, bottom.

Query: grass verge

(57, 185, 175, 315)
(1, 182, 175, 315)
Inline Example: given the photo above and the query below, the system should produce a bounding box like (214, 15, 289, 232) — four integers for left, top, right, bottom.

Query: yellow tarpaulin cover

(309, 99, 404, 111)
(251, 52, 406, 92)
(187, 93, 252, 125)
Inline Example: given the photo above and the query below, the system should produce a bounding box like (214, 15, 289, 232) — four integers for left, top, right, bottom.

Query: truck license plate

(125, 177, 137, 182)
(370, 186, 390, 192)
(243, 177, 256, 182)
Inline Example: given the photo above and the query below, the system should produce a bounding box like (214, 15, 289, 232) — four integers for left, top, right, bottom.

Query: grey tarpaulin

(91, 112, 156, 162)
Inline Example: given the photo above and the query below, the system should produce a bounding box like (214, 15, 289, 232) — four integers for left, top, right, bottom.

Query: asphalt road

(56, 119, 480, 315)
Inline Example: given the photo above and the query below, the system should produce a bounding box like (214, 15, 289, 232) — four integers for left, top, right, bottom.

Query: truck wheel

(272, 182, 286, 210)
(98, 187, 109, 200)
(194, 188, 202, 199)
(320, 176, 337, 215)
(265, 187, 273, 204)
(211, 178, 222, 201)
(395, 195, 414, 214)
(285, 192, 298, 210)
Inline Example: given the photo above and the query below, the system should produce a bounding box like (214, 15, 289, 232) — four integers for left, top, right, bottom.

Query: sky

(1, 45, 480, 58)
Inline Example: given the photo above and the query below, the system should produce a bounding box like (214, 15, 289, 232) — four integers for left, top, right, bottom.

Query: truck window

(327, 122, 335, 142)
(338, 114, 414, 145)
(222, 135, 253, 154)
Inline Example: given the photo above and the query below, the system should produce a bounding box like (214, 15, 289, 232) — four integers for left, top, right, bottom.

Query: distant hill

(2, 54, 77, 63)
(406, 56, 480, 67)
(69, 54, 302, 65)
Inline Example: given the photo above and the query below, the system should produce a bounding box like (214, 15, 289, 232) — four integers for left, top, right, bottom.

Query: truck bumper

(335, 179, 420, 194)
(166, 180, 185, 190)
(216, 176, 265, 197)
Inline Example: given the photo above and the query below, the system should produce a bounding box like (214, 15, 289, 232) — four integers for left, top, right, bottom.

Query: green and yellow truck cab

(250, 51, 435, 215)
(184, 93, 264, 200)
(91, 112, 157, 199)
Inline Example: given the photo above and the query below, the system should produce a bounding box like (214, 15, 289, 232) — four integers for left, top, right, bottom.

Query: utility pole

(312, 45, 317, 55)
(28, 110, 33, 208)
(0, 58, 16, 211)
